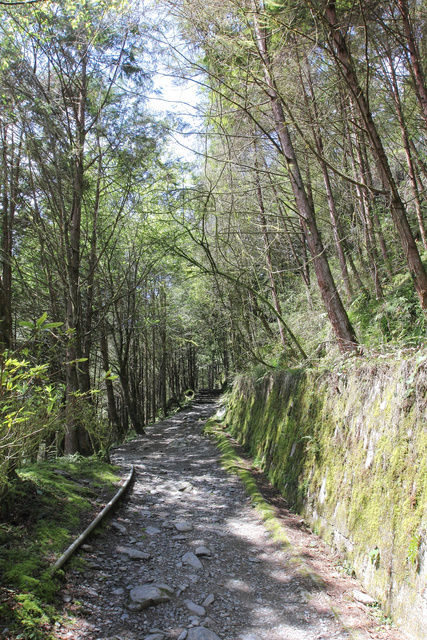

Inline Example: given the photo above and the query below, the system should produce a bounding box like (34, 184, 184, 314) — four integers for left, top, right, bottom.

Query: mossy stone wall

(225, 360, 427, 639)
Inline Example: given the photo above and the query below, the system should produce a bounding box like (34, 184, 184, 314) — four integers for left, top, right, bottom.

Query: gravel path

(55, 402, 408, 640)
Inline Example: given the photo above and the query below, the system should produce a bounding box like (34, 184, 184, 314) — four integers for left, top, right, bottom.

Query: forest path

(56, 402, 407, 640)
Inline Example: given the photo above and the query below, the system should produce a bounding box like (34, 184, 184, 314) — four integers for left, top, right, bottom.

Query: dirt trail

(55, 402, 409, 640)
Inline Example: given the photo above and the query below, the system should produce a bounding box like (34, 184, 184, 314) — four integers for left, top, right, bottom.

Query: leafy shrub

(0, 315, 65, 506)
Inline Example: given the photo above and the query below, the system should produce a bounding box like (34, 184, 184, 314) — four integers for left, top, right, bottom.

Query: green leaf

(19, 321, 36, 329)
(65, 358, 88, 365)
(36, 313, 48, 328)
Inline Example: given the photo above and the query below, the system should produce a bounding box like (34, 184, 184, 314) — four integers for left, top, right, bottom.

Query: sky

(148, 72, 202, 162)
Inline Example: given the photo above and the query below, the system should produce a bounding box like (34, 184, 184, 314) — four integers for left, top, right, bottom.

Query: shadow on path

(56, 403, 407, 640)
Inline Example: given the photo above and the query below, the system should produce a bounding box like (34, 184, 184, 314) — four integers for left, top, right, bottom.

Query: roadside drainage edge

(51, 464, 134, 574)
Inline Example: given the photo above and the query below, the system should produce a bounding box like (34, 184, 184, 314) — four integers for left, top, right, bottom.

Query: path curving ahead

(56, 402, 407, 640)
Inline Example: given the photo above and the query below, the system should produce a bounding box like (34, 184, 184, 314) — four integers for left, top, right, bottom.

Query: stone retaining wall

(224, 358, 427, 639)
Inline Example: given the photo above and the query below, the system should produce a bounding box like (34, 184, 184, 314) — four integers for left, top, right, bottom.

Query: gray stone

(153, 582, 174, 594)
(129, 584, 170, 610)
(112, 587, 125, 596)
(175, 521, 193, 532)
(53, 469, 71, 478)
(117, 546, 151, 560)
(202, 593, 215, 607)
(195, 546, 211, 557)
(184, 599, 206, 616)
(177, 481, 193, 491)
(182, 552, 203, 570)
(201, 617, 215, 628)
(238, 635, 262, 640)
(145, 526, 161, 535)
(145, 635, 164, 640)
(352, 590, 376, 605)
(178, 631, 188, 640)
(111, 521, 127, 534)
(187, 629, 221, 640)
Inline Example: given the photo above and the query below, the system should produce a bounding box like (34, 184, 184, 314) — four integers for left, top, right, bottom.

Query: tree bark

(303, 65, 353, 301)
(0, 125, 21, 353)
(100, 325, 121, 437)
(386, 50, 427, 252)
(64, 52, 91, 455)
(253, 146, 290, 350)
(397, 0, 427, 129)
(251, 1, 359, 352)
(323, 0, 427, 310)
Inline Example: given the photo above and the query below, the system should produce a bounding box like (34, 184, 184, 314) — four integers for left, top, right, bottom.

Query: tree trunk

(397, 0, 427, 129)
(253, 148, 290, 350)
(323, 0, 427, 310)
(251, 2, 359, 352)
(64, 53, 91, 455)
(100, 326, 121, 437)
(159, 288, 167, 416)
(386, 50, 427, 252)
(0, 126, 21, 353)
(119, 369, 144, 434)
(303, 63, 353, 301)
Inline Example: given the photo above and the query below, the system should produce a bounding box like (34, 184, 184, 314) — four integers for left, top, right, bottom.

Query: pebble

(195, 546, 211, 556)
(177, 481, 193, 491)
(182, 552, 203, 570)
(202, 593, 215, 607)
(184, 599, 206, 616)
(187, 628, 222, 640)
(111, 521, 127, 534)
(352, 589, 376, 605)
(153, 582, 174, 594)
(129, 584, 171, 609)
(202, 617, 216, 627)
(145, 526, 162, 535)
(117, 546, 151, 560)
(175, 521, 193, 532)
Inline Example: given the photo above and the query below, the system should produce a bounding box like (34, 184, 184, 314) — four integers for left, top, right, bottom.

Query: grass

(0, 455, 122, 639)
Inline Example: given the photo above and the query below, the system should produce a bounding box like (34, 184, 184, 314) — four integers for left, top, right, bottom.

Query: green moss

(223, 356, 427, 634)
(0, 455, 122, 638)
(204, 418, 290, 547)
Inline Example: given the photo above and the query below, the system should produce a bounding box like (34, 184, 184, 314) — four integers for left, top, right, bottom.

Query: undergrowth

(349, 275, 426, 348)
(0, 455, 122, 639)
(252, 264, 427, 376)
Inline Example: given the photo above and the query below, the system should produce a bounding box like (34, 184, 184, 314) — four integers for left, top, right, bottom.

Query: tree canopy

(2, 0, 427, 477)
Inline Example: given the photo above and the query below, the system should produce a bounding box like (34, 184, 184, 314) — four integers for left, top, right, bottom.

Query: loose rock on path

(56, 402, 408, 640)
